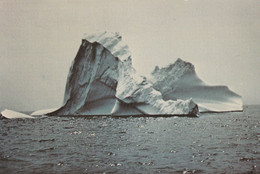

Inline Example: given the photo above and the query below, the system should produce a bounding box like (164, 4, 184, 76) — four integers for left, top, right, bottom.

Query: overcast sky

(0, 0, 260, 111)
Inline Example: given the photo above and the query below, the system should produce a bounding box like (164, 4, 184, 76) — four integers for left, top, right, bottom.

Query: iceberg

(1, 32, 243, 118)
(48, 32, 199, 116)
(44, 31, 242, 116)
(1, 109, 35, 119)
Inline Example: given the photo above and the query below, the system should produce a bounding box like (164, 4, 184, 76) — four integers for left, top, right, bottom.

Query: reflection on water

(0, 105, 259, 173)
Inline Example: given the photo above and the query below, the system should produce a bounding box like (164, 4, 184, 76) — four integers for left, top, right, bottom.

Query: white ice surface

(1, 109, 34, 119)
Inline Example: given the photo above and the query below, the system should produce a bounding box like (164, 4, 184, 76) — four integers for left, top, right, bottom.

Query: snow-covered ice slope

(48, 32, 199, 116)
(149, 58, 243, 112)
(84, 32, 130, 61)
(1, 109, 34, 119)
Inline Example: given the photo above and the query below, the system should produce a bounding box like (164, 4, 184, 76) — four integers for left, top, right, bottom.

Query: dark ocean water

(0, 105, 259, 174)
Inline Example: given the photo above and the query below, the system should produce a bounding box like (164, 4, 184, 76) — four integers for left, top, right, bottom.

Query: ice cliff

(48, 32, 242, 116)
(50, 32, 122, 115)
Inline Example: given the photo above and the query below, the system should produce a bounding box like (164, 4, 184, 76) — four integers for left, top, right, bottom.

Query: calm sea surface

(0, 105, 259, 173)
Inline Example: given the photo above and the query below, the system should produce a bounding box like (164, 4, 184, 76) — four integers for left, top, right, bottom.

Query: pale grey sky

(0, 0, 260, 111)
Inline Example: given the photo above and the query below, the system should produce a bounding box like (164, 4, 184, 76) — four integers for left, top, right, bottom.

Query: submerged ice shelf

(1, 32, 243, 119)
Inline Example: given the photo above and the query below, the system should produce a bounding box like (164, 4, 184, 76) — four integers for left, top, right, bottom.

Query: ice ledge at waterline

(45, 32, 242, 116)
(1, 109, 34, 119)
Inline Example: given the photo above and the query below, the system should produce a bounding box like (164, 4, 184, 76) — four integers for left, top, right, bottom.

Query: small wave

(36, 147, 55, 152)
(240, 157, 255, 162)
(38, 139, 55, 143)
(63, 126, 74, 129)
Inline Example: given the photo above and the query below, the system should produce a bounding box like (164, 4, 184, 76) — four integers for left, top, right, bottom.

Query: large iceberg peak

(50, 32, 123, 115)
(83, 31, 131, 61)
